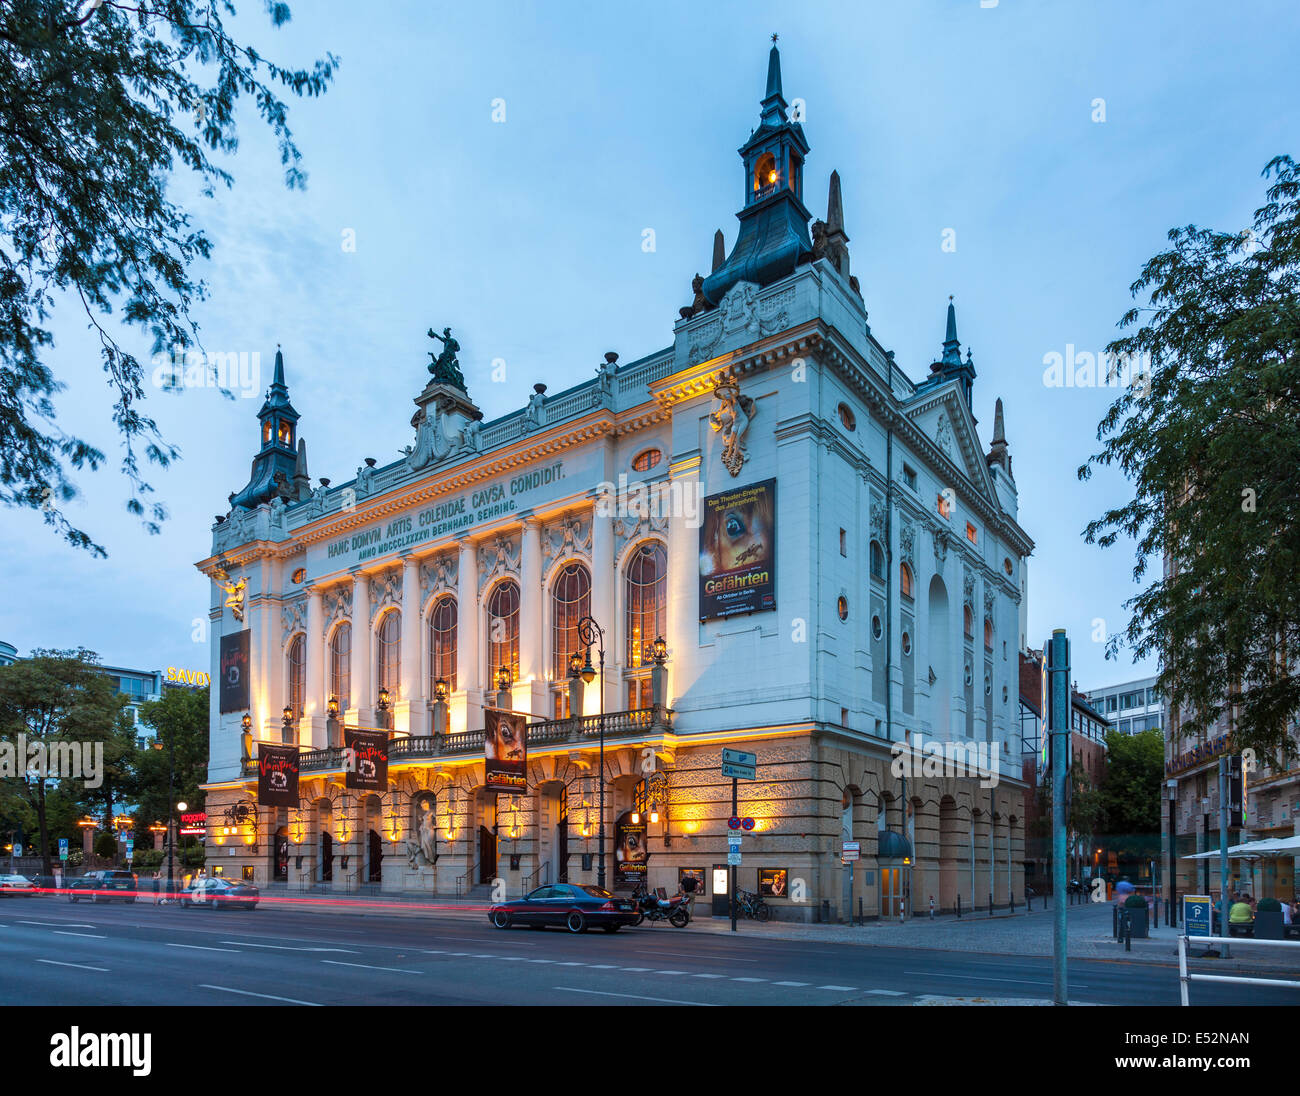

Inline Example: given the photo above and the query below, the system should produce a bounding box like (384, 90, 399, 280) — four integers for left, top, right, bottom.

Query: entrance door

(880, 867, 899, 918)
(367, 830, 382, 882)
(273, 827, 289, 882)
(479, 825, 496, 884)
(320, 831, 333, 882)
(556, 819, 569, 883)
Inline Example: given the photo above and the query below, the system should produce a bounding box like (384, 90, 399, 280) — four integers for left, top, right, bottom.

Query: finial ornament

(771, 32, 779, 43)
(427, 326, 467, 391)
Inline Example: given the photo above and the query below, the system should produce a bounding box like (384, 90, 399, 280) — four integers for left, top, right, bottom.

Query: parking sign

(58, 838, 68, 862)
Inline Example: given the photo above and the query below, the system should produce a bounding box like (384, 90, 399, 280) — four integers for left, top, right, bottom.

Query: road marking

(555, 987, 715, 1006)
(637, 949, 757, 961)
(817, 984, 857, 991)
(866, 989, 906, 996)
(200, 984, 321, 1006)
(166, 943, 241, 953)
(589, 964, 621, 969)
(556, 961, 585, 966)
(321, 960, 420, 974)
(37, 959, 109, 972)
(692, 973, 726, 979)
(529, 959, 556, 964)
(655, 970, 688, 975)
(619, 966, 653, 972)
(730, 976, 766, 982)
(220, 942, 357, 953)
(19, 920, 94, 928)
(773, 980, 809, 987)
(902, 972, 1089, 988)
(53, 931, 106, 939)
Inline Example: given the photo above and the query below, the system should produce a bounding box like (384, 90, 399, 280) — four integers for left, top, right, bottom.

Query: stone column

(457, 540, 480, 734)
(351, 570, 372, 727)
(590, 498, 616, 717)
(398, 555, 424, 735)
(664, 456, 699, 722)
(519, 516, 544, 715)
(304, 585, 325, 748)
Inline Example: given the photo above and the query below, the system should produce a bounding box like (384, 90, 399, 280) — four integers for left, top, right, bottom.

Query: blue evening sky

(2, 0, 1295, 693)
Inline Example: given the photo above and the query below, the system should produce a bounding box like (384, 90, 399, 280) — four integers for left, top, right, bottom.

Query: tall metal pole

(1048, 629, 1070, 1005)
(597, 643, 606, 892)
(1218, 756, 1230, 956)
(730, 776, 738, 933)
(165, 724, 176, 901)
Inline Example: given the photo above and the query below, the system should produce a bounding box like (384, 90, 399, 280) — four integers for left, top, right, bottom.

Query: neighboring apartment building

(1086, 675, 1163, 736)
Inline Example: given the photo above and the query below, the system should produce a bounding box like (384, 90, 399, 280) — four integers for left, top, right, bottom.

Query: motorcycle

(734, 888, 771, 922)
(631, 886, 692, 928)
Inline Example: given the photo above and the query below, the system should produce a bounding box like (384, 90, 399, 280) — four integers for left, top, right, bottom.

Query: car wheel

(491, 910, 512, 929)
(631, 911, 644, 927)
(603, 924, 620, 933)
(669, 908, 690, 928)
(565, 910, 587, 934)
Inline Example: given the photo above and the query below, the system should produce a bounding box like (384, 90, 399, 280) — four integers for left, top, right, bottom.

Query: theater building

(198, 44, 1033, 920)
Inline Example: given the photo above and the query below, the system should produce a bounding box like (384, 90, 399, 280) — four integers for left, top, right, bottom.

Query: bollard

(1124, 912, 1132, 952)
(989, 893, 993, 917)
(929, 896, 935, 920)
(1112, 904, 1118, 939)
(821, 899, 831, 924)
(857, 896, 863, 926)
(1010, 894, 1015, 915)
(956, 894, 962, 919)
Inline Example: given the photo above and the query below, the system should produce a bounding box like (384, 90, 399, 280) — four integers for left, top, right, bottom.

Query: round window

(902, 632, 912, 656)
(984, 674, 992, 696)
(291, 567, 306, 584)
(964, 664, 973, 687)
(837, 402, 856, 431)
(837, 595, 849, 622)
(632, 448, 662, 472)
(1004, 557, 1013, 576)
(871, 614, 883, 641)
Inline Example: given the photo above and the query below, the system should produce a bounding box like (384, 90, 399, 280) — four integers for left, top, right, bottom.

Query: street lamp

(576, 615, 606, 890)
(377, 686, 391, 732)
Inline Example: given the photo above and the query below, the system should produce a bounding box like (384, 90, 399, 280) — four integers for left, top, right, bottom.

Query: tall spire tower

(230, 345, 306, 509)
(701, 37, 814, 307)
(930, 298, 977, 407)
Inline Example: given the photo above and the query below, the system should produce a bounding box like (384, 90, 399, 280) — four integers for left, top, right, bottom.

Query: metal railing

(1178, 934, 1300, 1005)
(522, 860, 549, 891)
(455, 861, 480, 899)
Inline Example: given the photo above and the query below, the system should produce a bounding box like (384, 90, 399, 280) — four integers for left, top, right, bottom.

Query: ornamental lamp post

(567, 651, 584, 724)
(377, 687, 392, 732)
(495, 666, 512, 711)
(326, 695, 341, 748)
(433, 678, 449, 739)
(281, 704, 294, 744)
(240, 712, 253, 768)
(577, 616, 606, 890)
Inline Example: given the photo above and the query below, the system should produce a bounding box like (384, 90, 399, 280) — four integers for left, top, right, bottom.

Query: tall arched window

(625, 541, 667, 666)
(376, 610, 401, 703)
(869, 541, 885, 582)
(551, 563, 591, 679)
(486, 580, 520, 683)
(900, 562, 914, 600)
(984, 617, 994, 651)
(963, 605, 974, 639)
(287, 634, 305, 719)
(330, 622, 351, 711)
(429, 596, 458, 694)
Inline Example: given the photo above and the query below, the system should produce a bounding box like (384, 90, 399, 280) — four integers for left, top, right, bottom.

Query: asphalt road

(0, 897, 1292, 1007)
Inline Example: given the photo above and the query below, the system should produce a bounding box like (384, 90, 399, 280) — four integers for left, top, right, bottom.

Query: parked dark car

(489, 883, 639, 933)
(0, 874, 35, 897)
(67, 870, 138, 903)
(180, 877, 259, 910)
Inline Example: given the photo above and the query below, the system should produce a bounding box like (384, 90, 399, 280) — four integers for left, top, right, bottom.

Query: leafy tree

(0, 1, 336, 555)
(0, 649, 122, 875)
(1097, 728, 1164, 836)
(133, 684, 208, 834)
(1079, 156, 1300, 763)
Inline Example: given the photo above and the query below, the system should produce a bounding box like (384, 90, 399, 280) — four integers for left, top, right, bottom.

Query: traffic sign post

(1183, 895, 1212, 938)
(58, 838, 69, 862)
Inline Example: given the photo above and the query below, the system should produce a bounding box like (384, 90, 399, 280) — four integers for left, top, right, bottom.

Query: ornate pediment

(281, 598, 307, 645)
(543, 514, 592, 566)
(420, 553, 458, 605)
(686, 281, 793, 366)
(478, 535, 520, 594)
(369, 567, 402, 616)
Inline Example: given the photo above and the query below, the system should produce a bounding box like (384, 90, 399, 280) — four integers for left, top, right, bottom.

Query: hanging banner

(345, 729, 389, 791)
(614, 809, 648, 889)
(484, 708, 527, 791)
(218, 629, 251, 713)
(699, 477, 776, 620)
(257, 743, 299, 808)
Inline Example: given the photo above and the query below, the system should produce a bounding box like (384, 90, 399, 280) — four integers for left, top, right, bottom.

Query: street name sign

(722, 748, 756, 780)
(842, 840, 860, 862)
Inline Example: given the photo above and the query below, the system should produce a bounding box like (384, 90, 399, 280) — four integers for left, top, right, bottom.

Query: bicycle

(733, 887, 771, 922)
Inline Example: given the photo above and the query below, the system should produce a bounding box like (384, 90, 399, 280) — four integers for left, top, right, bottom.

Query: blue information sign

(1184, 894, 1212, 938)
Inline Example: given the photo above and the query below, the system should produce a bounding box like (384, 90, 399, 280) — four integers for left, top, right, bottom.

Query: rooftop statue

(427, 326, 467, 390)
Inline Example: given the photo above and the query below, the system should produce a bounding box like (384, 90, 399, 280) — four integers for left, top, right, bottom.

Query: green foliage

(0, 2, 336, 554)
(132, 686, 209, 829)
(93, 831, 116, 858)
(1258, 896, 1282, 912)
(1124, 893, 1148, 908)
(1097, 728, 1164, 836)
(1079, 156, 1300, 762)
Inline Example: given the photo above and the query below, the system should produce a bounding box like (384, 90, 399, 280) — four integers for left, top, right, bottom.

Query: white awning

(1181, 834, 1300, 859)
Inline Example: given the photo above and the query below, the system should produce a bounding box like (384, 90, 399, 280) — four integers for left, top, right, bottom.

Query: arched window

(486, 580, 520, 683)
(287, 634, 305, 719)
(632, 448, 662, 472)
(754, 151, 777, 193)
(625, 541, 667, 667)
(330, 622, 351, 712)
(963, 605, 974, 639)
(984, 617, 994, 651)
(869, 541, 885, 582)
(900, 562, 914, 600)
(429, 596, 457, 694)
(376, 610, 401, 703)
(551, 563, 591, 679)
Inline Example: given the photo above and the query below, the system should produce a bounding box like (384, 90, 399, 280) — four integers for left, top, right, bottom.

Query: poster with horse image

(699, 477, 776, 620)
(484, 708, 527, 791)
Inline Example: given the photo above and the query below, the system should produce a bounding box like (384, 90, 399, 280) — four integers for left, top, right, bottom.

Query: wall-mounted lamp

(377, 686, 391, 712)
(496, 665, 512, 692)
(282, 704, 294, 727)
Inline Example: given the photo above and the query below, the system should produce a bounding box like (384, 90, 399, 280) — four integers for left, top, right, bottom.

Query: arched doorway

(535, 781, 567, 887)
(939, 795, 959, 912)
(878, 829, 912, 919)
(362, 795, 382, 884)
(927, 575, 951, 739)
(271, 825, 289, 883)
(474, 788, 497, 885)
(315, 799, 334, 883)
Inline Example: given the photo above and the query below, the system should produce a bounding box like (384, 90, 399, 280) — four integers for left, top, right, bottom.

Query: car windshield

(580, 886, 614, 898)
(0, 875, 29, 883)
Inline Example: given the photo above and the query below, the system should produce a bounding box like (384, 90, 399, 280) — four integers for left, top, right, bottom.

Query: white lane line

(19, 921, 96, 928)
(220, 942, 357, 953)
(637, 950, 757, 961)
(529, 959, 556, 964)
(619, 966, 653, 972)
(556, 961, 585, 966)
(166, 943, 241, 953)
(730, 976, 766, 982)
(199, 984, 321, 1006)
(655, 970, 688, 975)
(37, 959, 109, 972)
(556, 987, 715, 1006)
(53, 931, 106, 939)
(773, 980, 810, 987)
(692, 973, 726, 979)
(902, 972, 1089, 988)
(817, 984, 857, 991)
(589, 964, 621, 969)
(866, 989, 906, 996)
(321, 960, 420, 975)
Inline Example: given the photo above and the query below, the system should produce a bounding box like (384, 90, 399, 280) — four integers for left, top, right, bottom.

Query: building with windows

(0, 640, 16, 666)
(197, 44, 1034, 919)
(1085, 675, 1162, 737)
